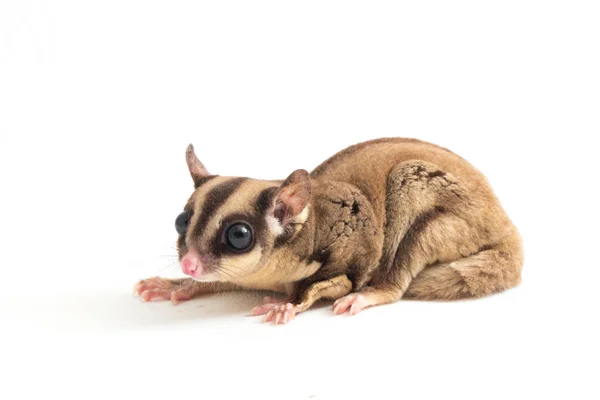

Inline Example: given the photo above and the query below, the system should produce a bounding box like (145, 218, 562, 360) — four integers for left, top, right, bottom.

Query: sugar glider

(134, 138, 523, 324)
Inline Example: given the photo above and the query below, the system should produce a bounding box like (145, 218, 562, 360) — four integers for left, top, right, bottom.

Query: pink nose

(180, 250, 203, 277)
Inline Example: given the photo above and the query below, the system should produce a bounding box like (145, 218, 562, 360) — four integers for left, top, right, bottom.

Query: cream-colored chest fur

(240, 248, 321, 295)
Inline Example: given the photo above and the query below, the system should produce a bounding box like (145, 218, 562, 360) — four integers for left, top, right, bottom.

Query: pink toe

(140, 290, 156, 302)
(171, 291, 189, 305)
(333, 300, 347, 314)
(253, 302, 281, 316)
(265, 310, 275, 323)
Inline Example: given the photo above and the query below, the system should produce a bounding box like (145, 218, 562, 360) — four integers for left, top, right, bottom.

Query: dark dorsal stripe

(255, 186, 278, 212)
(192, 177, 247, 237)
(194, 175, 218, 188)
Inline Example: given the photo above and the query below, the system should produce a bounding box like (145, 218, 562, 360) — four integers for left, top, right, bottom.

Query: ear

(271, 169, 312, 228)
(185, 144, 210, 187)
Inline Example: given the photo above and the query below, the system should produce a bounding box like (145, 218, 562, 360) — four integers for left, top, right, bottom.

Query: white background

(1, 1, 599, 399)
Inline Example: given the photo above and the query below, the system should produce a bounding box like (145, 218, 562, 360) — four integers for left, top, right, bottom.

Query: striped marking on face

(185, 176, 322, 286)
(186, 176, 246, 247)
(193, 177, 248, 238)
(201, 179, 277, 254)
(187, 177, 278, 253)
(180, 176, 321, 289)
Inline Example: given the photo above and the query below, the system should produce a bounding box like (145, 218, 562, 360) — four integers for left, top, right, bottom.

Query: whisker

(158, 261, 182, 279)
(221, 266, 250, 282)
(214, 268, 237, 284)
(217, 263, 252, 285)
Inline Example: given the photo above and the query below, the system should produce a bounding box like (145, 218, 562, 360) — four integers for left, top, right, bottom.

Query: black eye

(175, 211, 191, 236)
(225, 223, 253, 252)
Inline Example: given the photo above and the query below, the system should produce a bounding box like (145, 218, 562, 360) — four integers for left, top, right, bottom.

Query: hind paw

(333, 293, 371, 315)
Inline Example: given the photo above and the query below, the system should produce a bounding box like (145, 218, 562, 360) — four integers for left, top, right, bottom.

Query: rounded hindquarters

(404, 231, 523, 300)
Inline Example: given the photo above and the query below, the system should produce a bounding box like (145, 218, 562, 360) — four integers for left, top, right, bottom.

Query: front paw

(264, 303, 299, 325)
(133, 277, 198, 305)
(250, 296, 289, 316)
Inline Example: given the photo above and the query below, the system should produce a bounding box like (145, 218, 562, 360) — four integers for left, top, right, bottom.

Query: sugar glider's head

(175, 144, 311, 283)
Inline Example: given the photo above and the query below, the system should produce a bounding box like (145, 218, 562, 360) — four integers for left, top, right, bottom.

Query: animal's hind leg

(333, 239, 523, 312)
(332, 213, 472, 314)
(405, 236, 523, 300)
(333, 285, 404, 315)
(333, 160, 480, 314)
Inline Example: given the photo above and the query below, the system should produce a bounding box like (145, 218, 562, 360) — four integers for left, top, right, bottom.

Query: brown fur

(139, 137, 523, 316)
